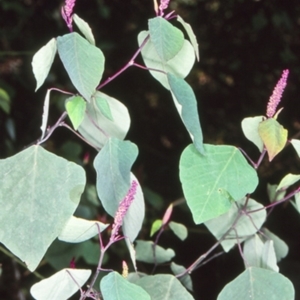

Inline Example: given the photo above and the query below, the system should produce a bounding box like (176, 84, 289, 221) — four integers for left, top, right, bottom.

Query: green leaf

(0, 88, 11, 114)
(78, 91, 130, 149)
(143, 187, 164, 211)
(94, 138, 138, 216)
(276, 173, 300, 191)
(168, 221, 188, 241)
(243, 234, 278, 272)
(150, 219, 163, 237)
(205, 198, 266, 252)
(180, 144, 258, 224)
(46, 239, 102, 269)
(258, 118, 288, 161)
(136, 274, 194, 300)
(58, 216, 109, 243)
(177, 16, 199, 61)
(168, 74, 204, 154)
(32, 38, 57, 91)
(261, 228, 288, 262)
(138, 31, 195, 89)
(135, 240, 175, 264)
(57, 32, 105, 101)
(170, 262, 193, 292)
(241, 116, 264, 152)
(217, 267, 295, 300)
(100, 272, 151, 300)
(0, 145, 86, 271)
(125, 238, 137, 272)
(40, 89, 51, 140)
(30, 268, 91, 300)
(148, 17, 184, 61)
(290, 139, 300, 157)
(267, 183, 286, 203)
(122, 174, 145, 242)
(73, 14, 95, 45)
(65, 95, 86, 130)
(94, 93, 113, 121)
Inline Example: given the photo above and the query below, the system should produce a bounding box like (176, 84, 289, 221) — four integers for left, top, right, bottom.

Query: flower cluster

(266, 69, 289, 118)
(61, 0, 76, 31)
(110, 180, 138, 241)
(159, 0, 170, 16)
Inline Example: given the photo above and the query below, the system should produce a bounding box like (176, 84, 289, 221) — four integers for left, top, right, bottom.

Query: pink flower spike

(110, 180, 138, 241)
(266, 69, 289, 118)
(61, 0, 76, 31)
(159, 0, 170, 16)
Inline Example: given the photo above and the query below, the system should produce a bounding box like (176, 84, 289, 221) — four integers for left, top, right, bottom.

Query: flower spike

(110, 180, 138, 241)
(266, 69, 289, 118)
(61, 0, 76, 32)
(159, 0, 170, 16)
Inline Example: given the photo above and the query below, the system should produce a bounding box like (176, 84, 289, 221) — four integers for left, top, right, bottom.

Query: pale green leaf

(0, 146, 85, 271)
(125, 238, 137, 272)
(123, 173, 145, 242)
(258, 118, 288, 161)
(58, 216, 109, 243)
(150, 219, 163, 237)
(170, 262, 193, 292)
(30, 268, 91, 300)
(177, 15, 199, 61)
(135, 240, 175, 264)
(78, 91, 130, 149)
(94, 138, 138, 216)
(136, 274, 194, 300)
(40, 89, 50, 140)
(100, 272, 150, 300)
(168, 221, 188, 241)
(261, 240, 278, 272)
(148, 17, 184, 61)
(0, 88, 10, 114)
(73, 14, 95, 45)
(65, 95, 86, 130)
(290, 139, 300, 157)
(32, 38, 57, 91)
(217, 267, 295, 300)
(138, 31, 195, 89)
(241, 116, 264, 152)
(94, 93, 113, 121)
(267, 183, 286, 203)
(243, 235, 279, 272)
(180, 144, 258, 224)
(276, 173, 300, 191)
(57, 32, 104, 101)
(205, 198, 266, 252)
(143, 187, 164, 210)
(46, 239, 101, 269)
(168, 74, 204, 154)
(261, 228, 288, 262)
(243, 235, 264, 268)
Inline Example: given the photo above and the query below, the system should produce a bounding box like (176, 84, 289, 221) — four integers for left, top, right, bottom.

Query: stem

(61, 123, 100, 151)
(81, 225, 124, 300)
(132, 62, 167, 75)
(151, 225, 166, 274)
(97, 34, 150, 89)
(248, 186, 300, 213)
(37, 112, 68, 145)
(178, 208, 244, 277)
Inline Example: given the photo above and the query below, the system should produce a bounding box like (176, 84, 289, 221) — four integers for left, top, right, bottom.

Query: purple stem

(97, 35, 150, 90)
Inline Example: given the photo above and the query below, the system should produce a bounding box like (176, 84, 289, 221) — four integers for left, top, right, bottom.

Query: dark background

(1, 0, 300, 299)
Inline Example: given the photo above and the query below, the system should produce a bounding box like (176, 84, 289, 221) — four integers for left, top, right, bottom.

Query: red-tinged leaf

(258, 118, 287, 161)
